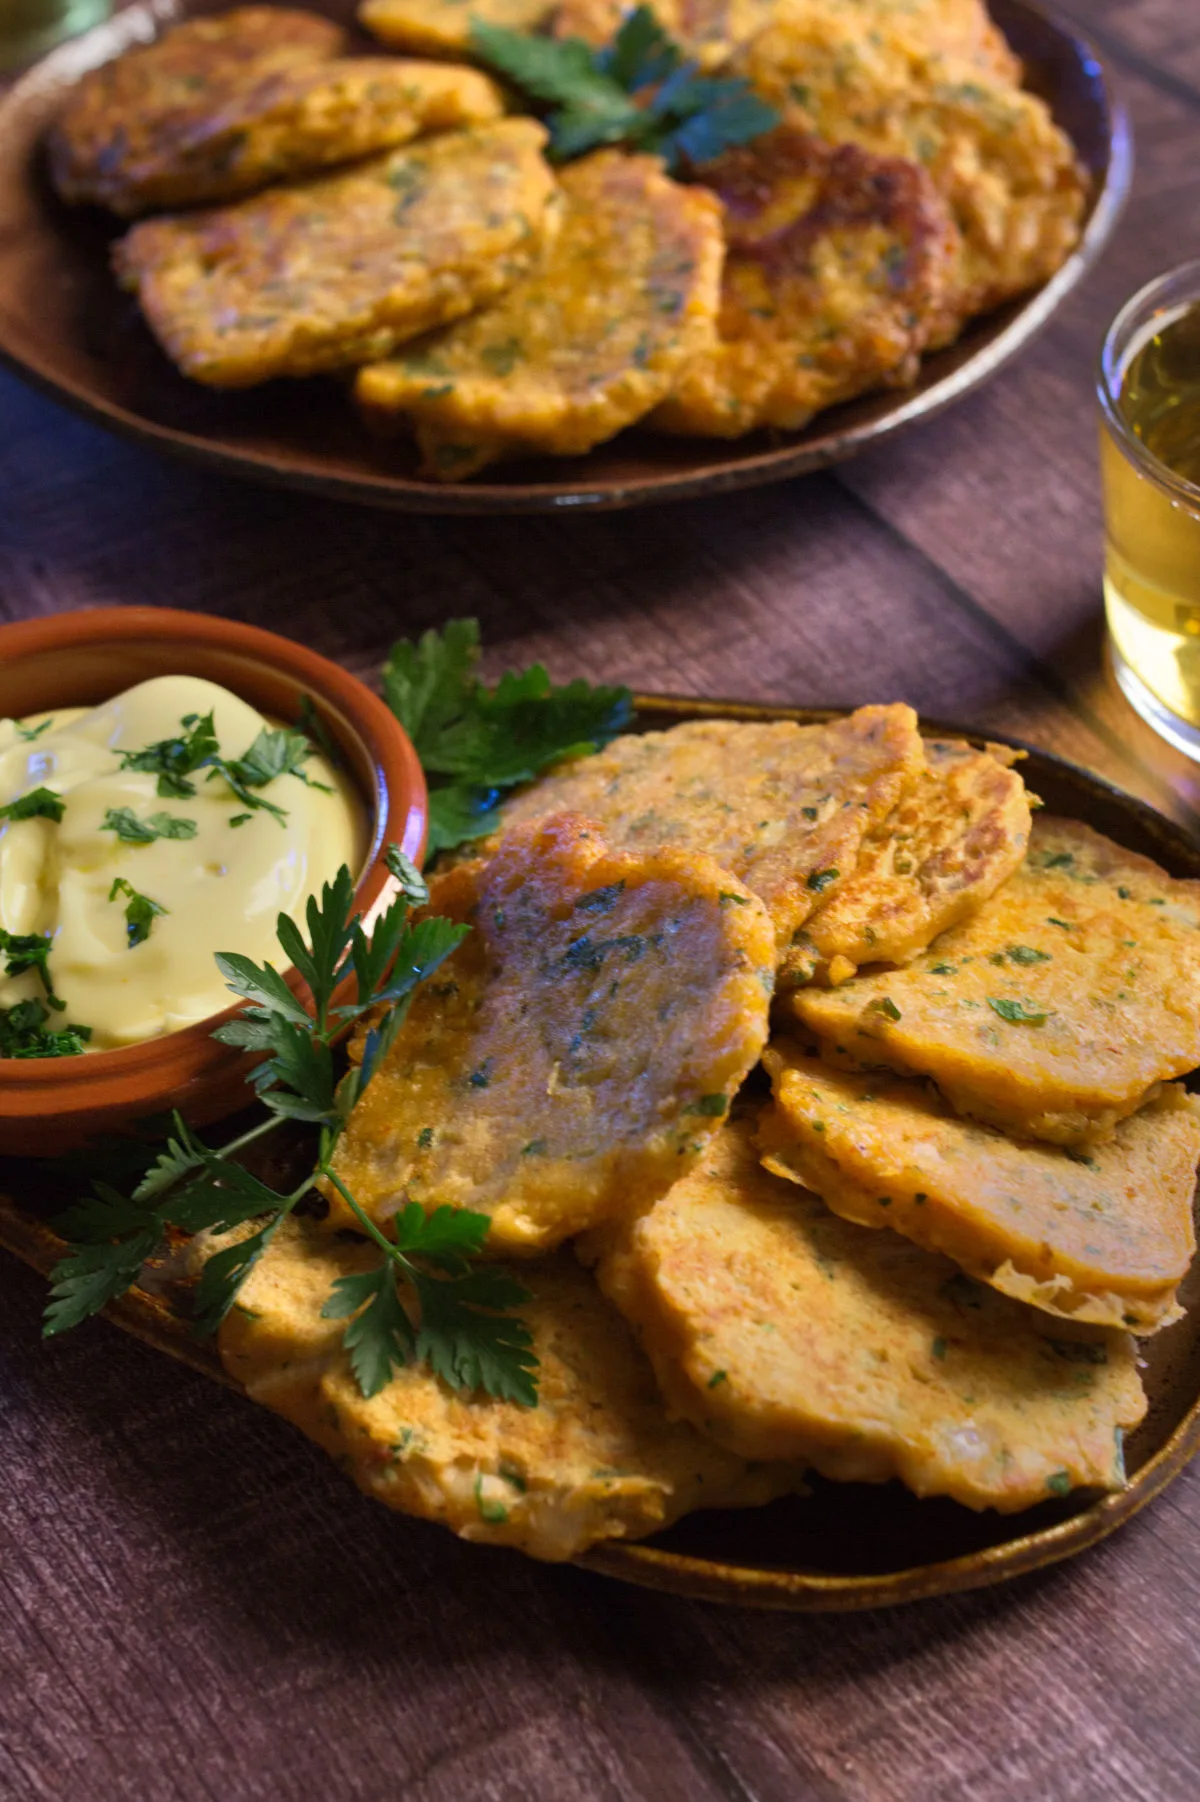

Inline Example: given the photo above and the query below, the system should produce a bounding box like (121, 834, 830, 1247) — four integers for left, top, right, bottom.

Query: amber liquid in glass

(1102, 303, 1200, 730)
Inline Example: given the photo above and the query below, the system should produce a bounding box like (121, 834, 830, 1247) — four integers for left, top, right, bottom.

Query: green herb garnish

(0, 787, 65, 824)
(117, 710, 220, 799)
(383, 618, 631, 857)
(0, 928, 63, 1009)
(102, 807, 198, 845)
(987, 997, 1047, 1026)
(806, 868, 839, 893)
(14, 718, 54, 742)
(108, 877, 167, 948)
(0, 998, 90, 1058)
(871, 996, 902, 1022)
(44, 850, 535, 1406)
(1007, 945, 1050, 966)
(469, 7, 778, 170)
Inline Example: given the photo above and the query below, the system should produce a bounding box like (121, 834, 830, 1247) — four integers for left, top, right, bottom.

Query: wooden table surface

(3, 3, 1200, 1796)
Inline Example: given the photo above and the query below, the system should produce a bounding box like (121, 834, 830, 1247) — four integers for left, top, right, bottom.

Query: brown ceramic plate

(0, 0, 1129, 514)
(1, 694, 1197, 1609)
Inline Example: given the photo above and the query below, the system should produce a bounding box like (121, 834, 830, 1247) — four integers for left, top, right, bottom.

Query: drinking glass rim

(1098, 259, 1200, 511)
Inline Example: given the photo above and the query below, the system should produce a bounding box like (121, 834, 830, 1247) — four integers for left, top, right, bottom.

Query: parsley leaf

(102, 807, 198, 845)
(118, 710, 219, 799)
(0, 998, 90, 1058)
(109, 877, 167, 948)
(469, 9, 778, 170)
(0, 928, 62, 1004)
(14, 718, 54, 742)
(0, 786, 65, 824)
(383, 619, 631, 858)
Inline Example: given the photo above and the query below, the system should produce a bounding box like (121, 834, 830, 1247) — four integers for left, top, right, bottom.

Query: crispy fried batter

(360, 0, 554, 58)
(587, 1115, 1145, 1510)
(780, 738, 1031, 985)
(761, 1046, 1200, 1333)
(652, 129, 958, 438)
(328, 813, 775, 1252)
(113, 120, 556, 387)
(48, 7, 345, 214)
(356, 150, 723, 478)
(552, 0, 777, 71)
(214, 1220, 800, 1561)
(61, 57, 506, 217)
(789, 818, 1200, 1146)
(732, 2, 1087, 331)
(497, 709, 924, 961)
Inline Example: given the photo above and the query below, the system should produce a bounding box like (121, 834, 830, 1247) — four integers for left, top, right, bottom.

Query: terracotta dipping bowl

(0, 606, 427, 1155)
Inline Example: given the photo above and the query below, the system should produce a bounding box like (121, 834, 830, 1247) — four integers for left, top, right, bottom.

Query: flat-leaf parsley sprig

(42, 847, 538, 1405)
(469, 6, 778, 169)
(383, 617, 632, 855)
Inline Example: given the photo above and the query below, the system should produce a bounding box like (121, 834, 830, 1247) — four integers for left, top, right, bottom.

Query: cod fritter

(781, 738, 1031, 986)
(328, 813, 775, 1252)
(789, 818, 1200, 1146)
(357, 150, 724, 479)
(733, 3, 1088, 331)
(65, 57, 507, 217)
(587, 1117, 1145, 1511)
(761, 1046, 1200, 1333)
(113, 120, 556, 387)
(496, 709, 924, 960)
(215, 1220, 800, 1561)
(48, 7, 345, 215)
(360, 0, 554, 58)
(652, 129, 958, 438)
(552, 0, 1017, 79)
(552, 0, 777, 71)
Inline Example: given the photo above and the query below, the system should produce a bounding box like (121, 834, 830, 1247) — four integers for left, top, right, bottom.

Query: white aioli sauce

(0, 675, 365, 1048)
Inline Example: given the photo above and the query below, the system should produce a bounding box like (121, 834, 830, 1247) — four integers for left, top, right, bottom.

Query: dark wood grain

(3, 2, 1200, 1797)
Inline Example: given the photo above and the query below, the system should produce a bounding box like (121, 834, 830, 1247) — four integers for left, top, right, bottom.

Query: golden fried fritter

(780, 738, 1031, 986)
(360, 0, 554, 58)
(552, 0, 777, 71)
(761, 1046, 1200, 1333)
(789, 818, 1200, 1146)
(328, 813, 775, 1252)
(62, 57, 507, 217)
(497, 709, 924, 960)
(48, 7, 345, 214)
(588, 1116, 1145, 1511)
(652, 129, 959, 438)
(214, 1220, 800, 1561)
(733, 3, 1087, 330)
(113, 121, 556, 387)
(356, 150, 723, 478)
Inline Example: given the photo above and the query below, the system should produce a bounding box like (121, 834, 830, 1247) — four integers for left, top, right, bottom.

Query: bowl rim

(0, 604, 427, 1092)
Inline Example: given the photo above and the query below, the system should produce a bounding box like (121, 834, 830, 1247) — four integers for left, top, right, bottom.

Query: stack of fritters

(204, 708, 1199, 1562)
(48, 0, 1089, 476)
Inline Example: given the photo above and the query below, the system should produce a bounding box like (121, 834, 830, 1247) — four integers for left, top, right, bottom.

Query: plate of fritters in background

(2, 696, 1199, 1611)
(0, 0, 1128, 512)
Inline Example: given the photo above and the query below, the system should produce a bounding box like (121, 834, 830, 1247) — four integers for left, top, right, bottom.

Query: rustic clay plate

(1, 695, 1197, 1610)
(0, 0, 1129, 514)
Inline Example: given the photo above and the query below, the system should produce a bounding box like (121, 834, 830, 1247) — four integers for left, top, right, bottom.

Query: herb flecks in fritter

(761, 1046, 1200, 1334)
(326, 812, 775, 1252)
(357, 148, 725, 478)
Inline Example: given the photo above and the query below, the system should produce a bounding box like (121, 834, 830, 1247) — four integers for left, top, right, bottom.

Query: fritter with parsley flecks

(327, 812, 775, 1252)
(113, 120, 557, 387)
(781, 738, 1031, 986)
(213, 1220, 802, 1561)
(359, 0, 554, 58)
(789, 817, 1200, 1146)
(761, 1046, 1200, 1333)
(495, 709, 925, 961)
(551, 0, 777, 71)
(732, 4, 1087, 334)
(585, 1116, 1146, 1510)
(356, 150, 724, 479)
(652, 129, 959, 438)
(48, 7, 345, 215)
(62, 57, 507, 217)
